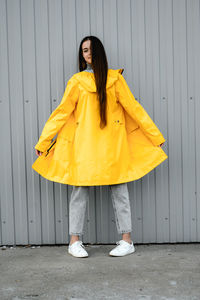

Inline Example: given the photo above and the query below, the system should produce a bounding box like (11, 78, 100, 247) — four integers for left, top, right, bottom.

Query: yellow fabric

(32, 68, 168, 186)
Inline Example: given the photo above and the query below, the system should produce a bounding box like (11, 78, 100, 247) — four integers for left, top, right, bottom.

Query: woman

(32, 36, 168, 258)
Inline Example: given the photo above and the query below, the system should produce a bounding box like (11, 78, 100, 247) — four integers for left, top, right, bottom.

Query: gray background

(0, 0, 199, 245)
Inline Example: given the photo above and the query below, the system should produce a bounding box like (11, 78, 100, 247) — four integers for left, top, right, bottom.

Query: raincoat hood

(75, 68, 124, 92)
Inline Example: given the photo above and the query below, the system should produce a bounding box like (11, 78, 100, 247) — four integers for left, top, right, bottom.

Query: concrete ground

(0, 243, 200, 300)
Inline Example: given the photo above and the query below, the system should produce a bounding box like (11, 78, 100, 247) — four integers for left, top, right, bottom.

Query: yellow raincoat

(32, 68, 168, 186)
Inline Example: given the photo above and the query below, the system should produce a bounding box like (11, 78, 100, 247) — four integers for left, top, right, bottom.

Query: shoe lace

(77, 241, 86, 249)
(116, 240, 131, 246)
(116, 240, 123, 246)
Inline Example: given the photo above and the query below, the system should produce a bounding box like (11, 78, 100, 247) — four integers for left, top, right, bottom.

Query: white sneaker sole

(109, 247, 135, 257)
(68, 249, 89, 258)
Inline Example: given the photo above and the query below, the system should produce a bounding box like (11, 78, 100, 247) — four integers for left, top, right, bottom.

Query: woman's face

(82, 40, 92, 64)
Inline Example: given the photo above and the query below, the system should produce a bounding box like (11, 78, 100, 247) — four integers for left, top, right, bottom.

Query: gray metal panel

(0, 0, 199, 245)
(159, 0, 176, 243)
(0, 0, 15, 245)
(5, 0, 29, 245)
(21, 0, 42, 245)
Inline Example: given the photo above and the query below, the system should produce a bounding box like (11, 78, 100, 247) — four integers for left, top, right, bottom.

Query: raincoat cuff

(150, 135, 166, 146)
(34, 141, 50, 153)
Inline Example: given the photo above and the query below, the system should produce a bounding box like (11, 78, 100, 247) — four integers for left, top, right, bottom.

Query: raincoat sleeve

(115, 73, 166, 146)
(34, 75, 79, 152)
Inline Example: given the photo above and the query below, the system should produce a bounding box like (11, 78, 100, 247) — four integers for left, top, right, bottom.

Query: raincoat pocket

(53, 135, 73, 162)
(124, 110, 139, 134)
(57, 112, 76, 142)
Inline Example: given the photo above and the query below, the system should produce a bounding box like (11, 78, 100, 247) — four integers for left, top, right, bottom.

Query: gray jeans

(69, 183, 132, 236)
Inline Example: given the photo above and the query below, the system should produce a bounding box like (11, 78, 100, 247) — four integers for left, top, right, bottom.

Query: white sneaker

(68, 241, 89, 258)
(109, 240, 135, 257)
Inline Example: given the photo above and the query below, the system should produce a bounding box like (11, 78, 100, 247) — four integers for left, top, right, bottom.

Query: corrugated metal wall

(0, 0, 200, 246)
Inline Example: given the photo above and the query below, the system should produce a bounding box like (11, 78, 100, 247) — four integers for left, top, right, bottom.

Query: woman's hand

(158, 142, 164, 147)
(35, 149, 43, 157)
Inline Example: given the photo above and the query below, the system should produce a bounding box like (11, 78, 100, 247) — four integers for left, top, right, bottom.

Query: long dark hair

(78, 36, 108, 129)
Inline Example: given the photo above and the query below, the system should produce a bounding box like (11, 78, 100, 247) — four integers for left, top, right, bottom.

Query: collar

(74, 68, 124, 92)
